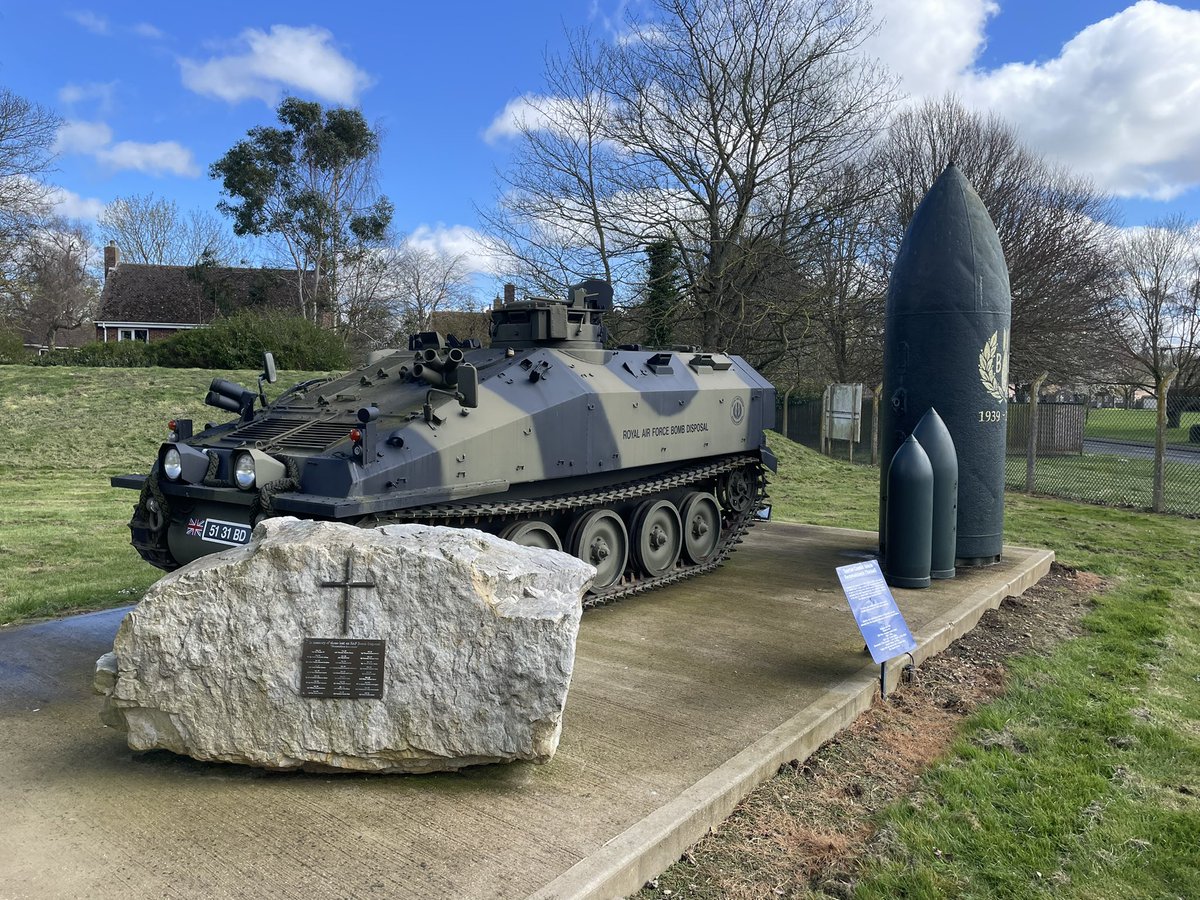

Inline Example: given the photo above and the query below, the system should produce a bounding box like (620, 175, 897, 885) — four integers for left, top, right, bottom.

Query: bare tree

(0, 89, 57, 241)
(338, 245, 401, 351)
(10, 220, 99, 349)
(389, 243, 476, 337)
(333, 239, 480, 353)
(98, 193, 245, 266)
(1107, 217, 1200, 510)
(611, 0, 892, 356)
(481, 33, 635, 299)
(1, 89, 60, 283)
(793, 162, 888, 386)
(483, 0, 895, 363)
(873, 95, 1119, 386)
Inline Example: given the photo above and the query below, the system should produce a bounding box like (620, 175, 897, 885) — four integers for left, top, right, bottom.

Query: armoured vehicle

(113, 280, 776, 604)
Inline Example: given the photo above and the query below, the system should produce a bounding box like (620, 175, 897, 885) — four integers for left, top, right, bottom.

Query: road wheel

(500, 520, 562, 552)
(569, 510, 628, 589)
(680, 492, 721, 564)
(632, 499, 682, 577)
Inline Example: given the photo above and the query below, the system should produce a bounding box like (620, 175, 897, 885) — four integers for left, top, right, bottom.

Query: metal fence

(1004, 402, 1200, 517)
(774, 395, 1200, 517)
(774, 394, 877, 463)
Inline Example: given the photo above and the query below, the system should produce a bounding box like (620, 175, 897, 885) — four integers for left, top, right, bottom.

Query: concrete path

(0, 524, 1051, 900)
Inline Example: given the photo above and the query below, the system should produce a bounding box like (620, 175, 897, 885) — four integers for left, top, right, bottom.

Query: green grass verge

(768, 438, 1200, 898)
(0, 475, 159, 620)
(767, 434, 880, 529)
(1004, 454, 1200, 517)
(1084, 407, 1200, 445)
(0, 364, 335, 624)
(858, 585, 1199, 898)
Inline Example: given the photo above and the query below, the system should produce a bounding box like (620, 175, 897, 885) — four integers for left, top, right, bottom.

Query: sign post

(836, 559, 917, 699)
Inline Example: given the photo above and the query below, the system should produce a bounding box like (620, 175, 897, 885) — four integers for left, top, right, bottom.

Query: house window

(118, 329, 149, 342)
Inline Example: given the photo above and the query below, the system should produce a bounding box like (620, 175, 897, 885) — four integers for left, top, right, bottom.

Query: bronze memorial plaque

(300, 638, 386, 699)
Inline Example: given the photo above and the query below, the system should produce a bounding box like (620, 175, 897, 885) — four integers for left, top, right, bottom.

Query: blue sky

(3, 0, 1200, 283)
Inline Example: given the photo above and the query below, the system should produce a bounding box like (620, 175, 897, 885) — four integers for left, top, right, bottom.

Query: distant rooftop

(97, 258, 316, 325)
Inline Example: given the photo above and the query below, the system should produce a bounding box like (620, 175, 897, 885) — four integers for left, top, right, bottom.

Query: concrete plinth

(0, 523, 1051, 899)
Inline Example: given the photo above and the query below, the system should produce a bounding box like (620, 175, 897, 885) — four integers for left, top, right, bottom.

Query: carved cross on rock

(320, 554, 376, 635)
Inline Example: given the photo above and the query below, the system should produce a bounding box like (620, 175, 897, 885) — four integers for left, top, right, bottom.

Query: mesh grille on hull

(226, 417, 351, 452)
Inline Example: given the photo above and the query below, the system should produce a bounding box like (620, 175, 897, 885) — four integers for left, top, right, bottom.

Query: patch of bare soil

(638, 563, 1101, 900)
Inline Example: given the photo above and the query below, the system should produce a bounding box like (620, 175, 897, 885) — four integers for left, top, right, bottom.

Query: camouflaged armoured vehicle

(113, 279, 777, 604)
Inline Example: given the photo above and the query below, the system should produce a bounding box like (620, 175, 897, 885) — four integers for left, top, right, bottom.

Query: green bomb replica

(114, 280, 776, 604)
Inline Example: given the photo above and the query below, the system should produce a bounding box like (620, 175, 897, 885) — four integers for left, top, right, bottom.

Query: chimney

(104, 241, 120, 279)
(503, 282, 516, 304)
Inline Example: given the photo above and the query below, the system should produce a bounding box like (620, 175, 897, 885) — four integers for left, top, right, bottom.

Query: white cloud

(57, 81, 117, 113)
(866, 0, 1200, 201)
(484, 93, 612, 144)
(54, 120, 113, 155)
(406, 225, 497, 276)
(959, 1, 1200, 200)
(47, 185, 105, 221)
(866, 0, 998, 98)
(67, 9, 108, 35)
(615, 24, 667, 47)
(179, 25, 372, 106)
(133, 22, 164, 40)
(101, 141, 199, 177)
(485, 95, 546, 143)
(54, 120, 199, 177)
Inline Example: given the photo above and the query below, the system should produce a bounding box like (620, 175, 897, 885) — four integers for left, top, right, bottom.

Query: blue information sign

(836, 559, 917, 664)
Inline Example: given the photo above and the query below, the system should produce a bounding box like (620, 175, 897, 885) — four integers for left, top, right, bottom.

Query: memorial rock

(97, 518, 595, 773)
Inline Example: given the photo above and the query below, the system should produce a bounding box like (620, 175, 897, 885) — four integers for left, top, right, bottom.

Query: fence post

(820, 385, 828, 456)
(1026, 371, 1048, 494)
(1082, 390, 1091, 456)
(871, 383, 881, 467)
(1153, 368, 1179, 513)
(782, 387, 793, 440)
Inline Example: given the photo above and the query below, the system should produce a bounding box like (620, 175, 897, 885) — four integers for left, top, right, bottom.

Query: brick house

(19, 323, 92, 355)
(94, 243, 318, 343)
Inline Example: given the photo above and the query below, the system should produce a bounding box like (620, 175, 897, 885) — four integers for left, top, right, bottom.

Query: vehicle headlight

(163, 447, 183, 481)
(233, 453, 256, 490)
(231, 449, 286, 492)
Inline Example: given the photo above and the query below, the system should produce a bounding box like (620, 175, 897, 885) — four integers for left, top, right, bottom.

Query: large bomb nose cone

(878, 164, 1011, 566)
(889, 164, 1010, 315)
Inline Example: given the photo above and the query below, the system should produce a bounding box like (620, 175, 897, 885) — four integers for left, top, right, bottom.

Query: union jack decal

(186, 518, 205, 537)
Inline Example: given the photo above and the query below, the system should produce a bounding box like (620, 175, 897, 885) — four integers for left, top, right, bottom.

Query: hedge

(0, 329, 30, 364)
(31, 312, 350, 370)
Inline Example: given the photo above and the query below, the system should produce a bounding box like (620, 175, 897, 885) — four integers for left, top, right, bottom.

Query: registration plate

(201, 518, 251, 546)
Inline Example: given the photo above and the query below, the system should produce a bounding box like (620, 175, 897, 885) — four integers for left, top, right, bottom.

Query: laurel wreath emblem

(978, 330, 1009, 403)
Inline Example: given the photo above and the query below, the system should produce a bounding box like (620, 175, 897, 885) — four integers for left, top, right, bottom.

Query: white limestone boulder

(97, 518, 594, 773)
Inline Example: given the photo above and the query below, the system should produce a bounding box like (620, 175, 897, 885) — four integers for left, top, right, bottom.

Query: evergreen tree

(644, 240, 680, 348)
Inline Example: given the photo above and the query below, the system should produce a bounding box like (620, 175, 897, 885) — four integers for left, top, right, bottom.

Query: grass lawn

(1004, 454, 1200, 517)
(0, 364, 334, 623)
(1084, 406, 1200, 445)
(847, 495, 1200, 898)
